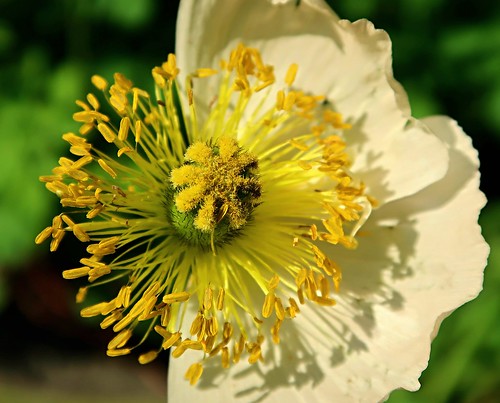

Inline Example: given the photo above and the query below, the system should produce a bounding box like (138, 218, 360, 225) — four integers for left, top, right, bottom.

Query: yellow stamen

(98, 159, 117, 179)
(62, 266, 90, 279)
(163, 292, 190, 304)
(184, 362, 203, 386)
(285, 63, 298, 86)
(91, 74, 108, 91)
(138, 351, 158, 364)
(36, 42, 372, 388)
(107, 348, 131, 357)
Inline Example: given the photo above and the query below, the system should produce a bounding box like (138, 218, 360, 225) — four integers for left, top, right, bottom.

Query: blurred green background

(0, 0, 498, 402)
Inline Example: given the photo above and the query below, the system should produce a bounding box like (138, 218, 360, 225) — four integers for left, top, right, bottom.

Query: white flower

(167, 0, 489, 402)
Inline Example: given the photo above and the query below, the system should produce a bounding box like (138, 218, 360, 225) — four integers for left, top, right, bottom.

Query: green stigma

(169, 136, 261, 249)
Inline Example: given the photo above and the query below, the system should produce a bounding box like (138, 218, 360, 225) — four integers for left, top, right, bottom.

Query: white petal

(168, 116, 487, 402)
(176, 0, 339, 74)
(176, 0, 449, 205)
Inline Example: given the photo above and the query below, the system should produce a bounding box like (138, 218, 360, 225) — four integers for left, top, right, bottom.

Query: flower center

(169, 136, 261, 249)
(37, 41, 374, 387)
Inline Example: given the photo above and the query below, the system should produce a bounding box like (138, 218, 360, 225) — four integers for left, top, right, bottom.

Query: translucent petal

(175, 0, 448, 205)
(167, 115, 487, 402)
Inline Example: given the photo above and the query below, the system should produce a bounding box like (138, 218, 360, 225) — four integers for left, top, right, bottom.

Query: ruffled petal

(175, 0, 449, 205)
(168, 116, 487, 402)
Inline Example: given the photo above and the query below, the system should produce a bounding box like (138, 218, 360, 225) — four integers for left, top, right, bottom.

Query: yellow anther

(138, 295, 158, 320)
(114, 72, 133, 91)
(122, 287, 132, 308)
(86, 204, 104, 219)
(184, 362, 203, 386)
(262, 292, 275, 318)
(324, 110, 351, 129)
(106, 348, 131, 357)
(86, 93, 100, 110)
(163, 291, 190, 304)
(247, 343, 262, 364)
(195, 68, 218, 78)
(233, 334, 246, 364)
(72, 224, 90, 242)
(171, 344, 187, 358)
(274, 297, 285, 321)
(142, 282, 159, 299)
(80, 301, 114, 317)
(161, 305, 171, 327)
(295, 268, 307, 288)
(100, 311, 122, 329)
(209, 342, 223, 357)
(69, 146, 91, 156)
(75, 99, 90, 111)
(234, 77, 250, 92)
(73, 110, 109, 123)
(216, 288, 225, 310)
(79, 123, 94, 135)
(117, 146, 133, 157)
(297, 287, 305, 305)
(268, 275, 280, 290)
(316, 296, 336, 306)
(98, 159, 117, 179)
(97, 123, 116, 143)
(76, 287, 87, 303)
(310, 224, 318, 240)
(110, 96, 127, 114)
(118, 116, 130, 141)
(190, 313, 203, 336)
(203, 335, 216, 353)
(138, 351, 158, 365)
(207, 316, 218, 336)
(181, 339, 204, 351)
(79, 258, 104, 268)
(62, 266, 90, 279)
(223, 322, 233, 341)
(112, 312, 137, 333)
(203, 287, 213, 311)
(62, 132, 84, 145)
(114, 287, 127, 308)
(152, 67, 167, 87)
(132, 89, 139, 113)
(285, 63, 298, 86)
(91, 75, 108, 91)
(271, 319, 282, 344)
(61, 214, 75, 227)
(49, 230, 65, 252)
(35, 226, 53, 244)
(276, 90, 285, 110)
(319, 275, 330, 296)
(108, 329, 133, 350)
(284, 91, 296, 111)
(134, 120, 142, 143)
(154, 325, 171, 339)
(221, 347, 230, 368)
(163, 53, 180, 79)
(289, 297, 300, 314)
(88, 265, 111, 281)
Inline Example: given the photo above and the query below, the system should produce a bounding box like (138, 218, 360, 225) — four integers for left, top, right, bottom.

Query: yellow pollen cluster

(170, 136, 261, 233)
(36, 42, 372, 386)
